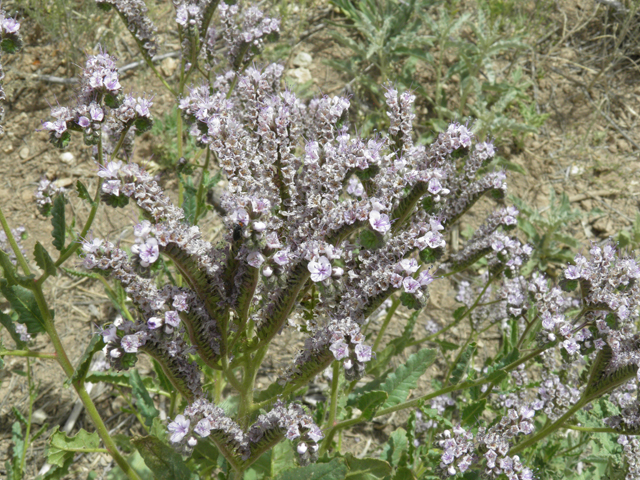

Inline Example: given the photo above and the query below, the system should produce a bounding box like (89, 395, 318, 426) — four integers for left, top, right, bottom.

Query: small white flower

(369, 210, 390, 234)
(138, 238, 160, 267)
(168, 415, 190, 443)
(308, 256, 332, 282)
(247, 251, 265, 268)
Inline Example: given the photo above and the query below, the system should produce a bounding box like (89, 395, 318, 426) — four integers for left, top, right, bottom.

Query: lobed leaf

(379, 348, 436, 408)
(51, 194, 66, 251)
(131, 435, 191, 480)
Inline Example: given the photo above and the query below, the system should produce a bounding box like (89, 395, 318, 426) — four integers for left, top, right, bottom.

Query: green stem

(0, 207, 31, 275)
(371, 297, 400, 351)
(325, 361, 341, 429)
(0, 349, 56, 359)
(408, 274, 494, 347)
(566, 425, 627, 434)
(509, 399, 587, 456)
(20, 357, 34, 475)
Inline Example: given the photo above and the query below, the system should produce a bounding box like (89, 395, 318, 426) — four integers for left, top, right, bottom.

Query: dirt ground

(1, 0, 640, 478)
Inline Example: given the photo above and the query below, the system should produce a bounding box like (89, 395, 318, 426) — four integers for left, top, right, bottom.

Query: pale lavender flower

(400, 258, 419, 274)
(369, 210, 390, 234)
(121, 334, 143, 353)
(165, 310, 181, 327)
(168, 415, 190, 443)
(330, 340, 349, 360)
(137, 238, 160, 266)
(308, 256, 332, 282)
(355, 344, 372, 362)
(247, 251, 265, 268)
(98, 161, 123, 179)
(403, 277, 421, 294)
(2, 17, 20, 34)
(15, 324, 32, 343)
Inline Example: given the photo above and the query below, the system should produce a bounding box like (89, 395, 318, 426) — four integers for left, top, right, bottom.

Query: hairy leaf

(356, 391, 388, 420)
(449, 343, 477, 385)
(34, 242, 57, 277)
(461, 399, 486, 426)
(47, 426, 100, 467)
(1, 285, 46, 335)
(0, 310, 25, 349)
(129, 369, 159, 426)
(51, 194, 66, 251)
(379, 348, 436, 408)
(76, 180, 96, 206)
(344, 454, 391, 480)
(131, 435, 191, 480)
(274, 457, 347, 480)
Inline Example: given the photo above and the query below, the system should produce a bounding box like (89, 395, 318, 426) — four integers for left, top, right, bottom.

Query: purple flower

(418, 271, 434, 286)
(90, 103, 104, 121)
(42, 119, 67, 136)
(102, 180, 121, 196)
(265, 232, 281, 249)
(308, 256, 332, 282)
(121, 334, 143, 353)
(329, 340, 349, 360)
(286, 424, 300, 440)
(173, 294, 189, 312)
(403, 277, 421, 293)
(194, 419, 212, 437)
(307, 425, 324, 442)
(168, 415, 190, 443)
(2, 18, 20, 34)
(77, 116, 90, 128)
(247, 251, 265, 268)
(564, 265, 581, 280)
(428, 177, 443, 195)
(98, 161, 123, 179)
(82, 237, 104, 254)
(400, 258, 419, 274)
(138, 238, 159, 266)
(230, 208, 250, 225)
(355, 344, 372, 362)
(369, 210, 390, 234)
(100, 325, 117, 344)
(147, 316, 163, 329)
(15, 324, 32, 342)
(165, 310, 180, 327)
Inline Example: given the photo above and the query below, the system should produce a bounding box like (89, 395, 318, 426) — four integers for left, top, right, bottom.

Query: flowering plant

(2, 2, 640, 480)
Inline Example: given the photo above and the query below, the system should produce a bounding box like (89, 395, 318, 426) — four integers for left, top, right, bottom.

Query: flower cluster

(0, 7, 21, 134)
(34, 178, 67, 216)
(42, 52, 152, 149)
(218, 2, 280, 69)
(95, 0, 157, 57)
(618, 435, 640, 479)
(437, 407, 536, 479)
(0, 225, 25, 266)
(168, 399, 323, 464)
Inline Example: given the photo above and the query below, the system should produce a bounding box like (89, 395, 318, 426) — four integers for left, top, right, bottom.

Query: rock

(21, 190, 33, 202)
(59, 151, 75, 165)
(161, 57, 178, 77)
(32, 409, 48, 425)
(55, 178, 74, 188)
(570, 164, 584, 176)
(292, 51, 313, 68)
(286, 67, 312, 84)
(3, 144, 13, 154)
(19, 146, 30, 159)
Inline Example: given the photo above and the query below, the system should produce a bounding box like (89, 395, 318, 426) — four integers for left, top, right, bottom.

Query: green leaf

(453, 307, 466, 321)
(65, 335, 105, 387)
(434, 340, 458, 352)
(380, 428, 408, 468)
(11, 421, 24, 464)
(129, 369, 159, 427)
(360, 229, 384, 250)
(393, 467, 415, 480)
(344, 455, 391, 480)
(356, 391, 388, 420)
(0, 249, 18, 286)
(47, 426, 101, 467)
(379, 348, 436, 408)
(51, 194, 66, 251)
(130, 435, 191, 480)
(274, 457, 347, 480)
(0, 311, 25, 349)
(76, 180, 96, 206)
(461, 399, 486, 426)
(0, 285, 46, 335)
(34, 242, 57, 277)
(106, 450, 154, 480)
(449, 343, 477, 385)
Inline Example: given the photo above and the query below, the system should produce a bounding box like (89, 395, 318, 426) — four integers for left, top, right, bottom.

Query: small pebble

(19, 146, 30, 159)
(32, 408, 48, 425)
(59, 152, 75, 165)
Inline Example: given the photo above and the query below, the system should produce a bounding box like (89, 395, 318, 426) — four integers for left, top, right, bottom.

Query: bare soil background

(1, 0, 640, 477)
